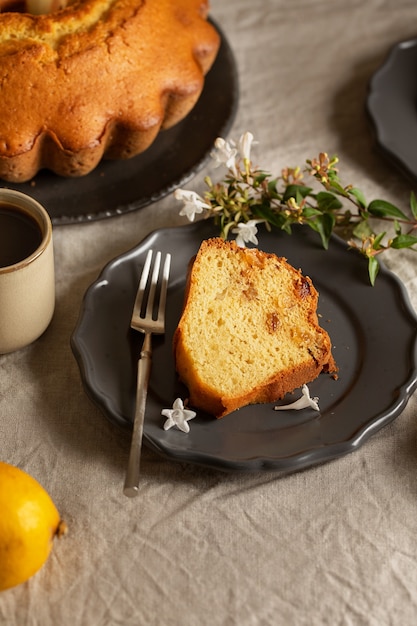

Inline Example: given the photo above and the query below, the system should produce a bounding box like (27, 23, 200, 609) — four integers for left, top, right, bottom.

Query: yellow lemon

(0, 461, 67, 591)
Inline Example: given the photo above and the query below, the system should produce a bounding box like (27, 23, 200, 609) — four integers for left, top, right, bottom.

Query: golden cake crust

(174, 238, 337, 418)
(0, 0, 220, 181)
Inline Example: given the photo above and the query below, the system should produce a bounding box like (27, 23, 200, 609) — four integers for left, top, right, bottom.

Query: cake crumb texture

(174, 238, 337, 418)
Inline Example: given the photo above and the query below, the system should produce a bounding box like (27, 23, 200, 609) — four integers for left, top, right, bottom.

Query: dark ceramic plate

(1, 22, 238, 225)
(367, 37, 417, 183)
(71, 220, 417, 472)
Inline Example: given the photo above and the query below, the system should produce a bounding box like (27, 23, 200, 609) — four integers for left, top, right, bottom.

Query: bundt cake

(173, 238, 337, 418)
(0, 0, 220, 182)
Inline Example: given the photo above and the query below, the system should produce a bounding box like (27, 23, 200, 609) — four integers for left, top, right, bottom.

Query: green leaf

(302, 206, 322, 218)
(281, 222, 293, 235)
(368, 256, 379, 286)
(390, 234, 417, 249)
(410, 191, 417, 219)
(348, 187, 367, 208)
(252, 204, 286, 229)
(367, 199, 409, 220)
(372, 232, 386, 250)
(308, 212, 335, 249)
(283, 184, 312, 201)
(327, 169, 340, 183)
(316, 191, 343, 212)
(328, 180, 349, 196)
(296, 189, 307, 205)
(352, 220, 374, 239)
(253, 172, 269, 185)
(267, 178, 279, 197)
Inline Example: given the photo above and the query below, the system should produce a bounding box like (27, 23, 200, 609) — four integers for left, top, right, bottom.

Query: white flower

(238, 131, 255, 162)
(174, 189, 210, 222)
(210, 137, 238, 174)
(162, 398, 197, 433)
(274, 385, 320, 412)
(232, 219, 265, 247)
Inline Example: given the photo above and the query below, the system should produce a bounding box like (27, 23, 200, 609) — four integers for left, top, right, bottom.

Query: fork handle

(123, 332, 152, 497)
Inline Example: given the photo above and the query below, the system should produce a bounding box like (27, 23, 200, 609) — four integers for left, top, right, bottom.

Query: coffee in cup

(0, 190, 55, 354)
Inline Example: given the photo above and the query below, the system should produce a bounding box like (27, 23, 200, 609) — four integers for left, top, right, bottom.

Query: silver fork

(123, 249, 171, 497)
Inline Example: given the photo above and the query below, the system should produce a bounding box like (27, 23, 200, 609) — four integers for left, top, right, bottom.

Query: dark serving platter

(1, 21, 238, 225)
(367, 36, 417, 184)
(71, 219, 417, 472)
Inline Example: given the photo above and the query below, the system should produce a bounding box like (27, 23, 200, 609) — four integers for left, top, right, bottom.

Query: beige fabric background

(1, 1, 417, 624)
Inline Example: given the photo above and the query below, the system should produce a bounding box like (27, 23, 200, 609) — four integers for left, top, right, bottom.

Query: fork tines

(131, 250, 171, 334)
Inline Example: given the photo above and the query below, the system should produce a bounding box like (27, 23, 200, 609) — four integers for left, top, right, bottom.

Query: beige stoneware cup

(0, 189, 55, 354)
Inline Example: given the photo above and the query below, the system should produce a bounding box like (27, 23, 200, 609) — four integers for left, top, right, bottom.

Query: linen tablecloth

(1, 1, 417, 624)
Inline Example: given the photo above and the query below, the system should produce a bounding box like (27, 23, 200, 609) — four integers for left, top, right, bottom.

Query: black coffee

(0, 203, 43, 268)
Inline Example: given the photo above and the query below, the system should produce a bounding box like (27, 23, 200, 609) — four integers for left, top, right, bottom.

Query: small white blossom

(174, 189, 210, 222)
(232, 219, 265, 247)
(210, 137, 238, 174)
(274, 384, 320, 412)
(162, 398, 197, 433)
(238, 131, 255, 162)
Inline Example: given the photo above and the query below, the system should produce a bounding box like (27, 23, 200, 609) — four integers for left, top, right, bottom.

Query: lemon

(0, 461, 67, 591)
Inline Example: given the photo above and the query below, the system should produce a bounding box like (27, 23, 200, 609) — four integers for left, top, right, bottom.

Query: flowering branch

(175, 132, 417, 285)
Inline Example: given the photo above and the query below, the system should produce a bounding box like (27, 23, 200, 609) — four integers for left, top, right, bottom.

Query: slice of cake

(173, 238, 337, 418)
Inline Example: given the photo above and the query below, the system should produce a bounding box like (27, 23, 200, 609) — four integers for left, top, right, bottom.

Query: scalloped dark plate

(1, 21, 238, 225)
(367, 37, 417, 183)
(71, 220, 417, 472)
